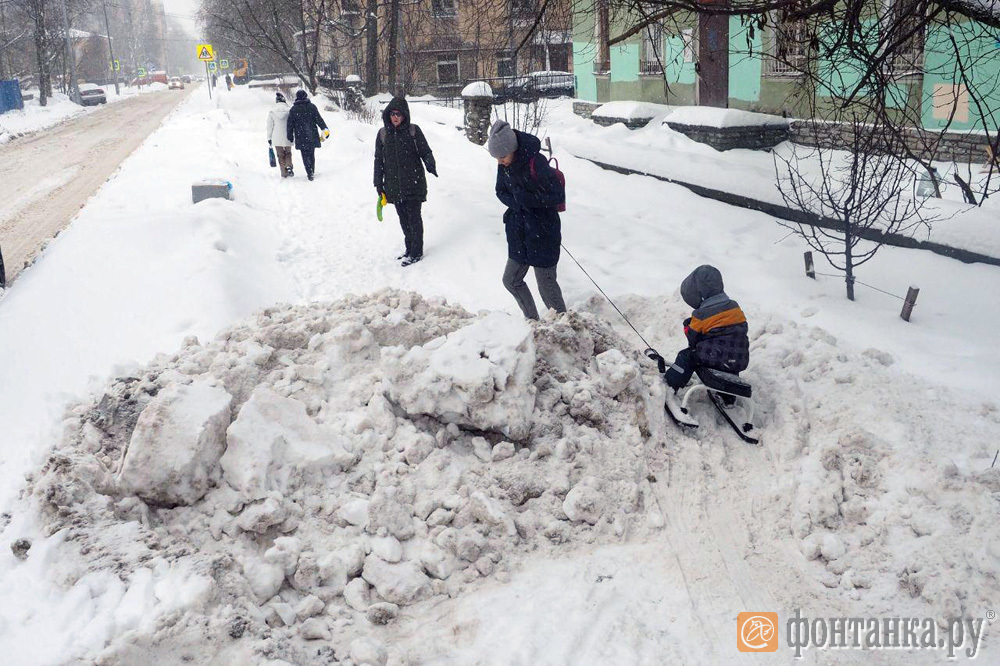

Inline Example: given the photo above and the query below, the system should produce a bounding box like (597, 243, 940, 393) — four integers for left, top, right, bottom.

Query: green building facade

(572, 8, 1000, 131)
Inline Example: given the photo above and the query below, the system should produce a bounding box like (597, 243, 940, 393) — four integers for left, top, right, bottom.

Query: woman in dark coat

(286, 90, 328, 181)
(488, 119, 566, 320)
(373, 97, 437, 266)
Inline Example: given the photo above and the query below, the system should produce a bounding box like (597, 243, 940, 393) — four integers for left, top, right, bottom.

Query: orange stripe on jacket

(689, 307, 747, 334)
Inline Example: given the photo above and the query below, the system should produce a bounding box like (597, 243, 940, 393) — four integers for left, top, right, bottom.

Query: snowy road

(0, 88, 194, 282)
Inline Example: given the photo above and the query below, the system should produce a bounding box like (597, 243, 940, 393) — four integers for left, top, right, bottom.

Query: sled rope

(561, 243, 653, 351)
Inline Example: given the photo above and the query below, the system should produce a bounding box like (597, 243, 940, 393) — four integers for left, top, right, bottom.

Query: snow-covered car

(169, 77, 185, 90)
(495, 71, 575, 103)
(78, 83, 107, 106)
(181, 75, 192, 84)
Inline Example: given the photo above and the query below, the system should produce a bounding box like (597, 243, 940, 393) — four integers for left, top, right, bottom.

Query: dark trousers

(299, 148, 316, 177)
(502, 258, 566, 320)
(396, 200, 424, 258)
(665, 348, 696, 390)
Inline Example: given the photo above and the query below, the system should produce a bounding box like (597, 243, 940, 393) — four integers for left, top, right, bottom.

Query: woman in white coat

(266, 92, 294, 177)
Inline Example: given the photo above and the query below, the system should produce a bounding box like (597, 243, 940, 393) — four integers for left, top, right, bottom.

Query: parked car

(78, 83, 107, 106)
(494, 71, 575, 103)
(169, 77, 185, 90)
(181, 75, 192, 83)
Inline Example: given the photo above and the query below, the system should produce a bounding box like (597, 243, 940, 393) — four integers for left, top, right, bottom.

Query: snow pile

(664, 106, 792, 128)
(586, 291, 1000, 632)
(461, 81, 493, 98)
(20, 290, 660, 663)
(591, 101, 671, 121)
(381, 312, 536, 439)
(0, 92, 84, 143)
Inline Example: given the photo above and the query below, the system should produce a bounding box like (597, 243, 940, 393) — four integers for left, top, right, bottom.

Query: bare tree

(200, 0, 330, 92)
(774, 117, 932, 300)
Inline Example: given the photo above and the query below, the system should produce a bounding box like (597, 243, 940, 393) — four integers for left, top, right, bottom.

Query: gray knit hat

(487, 119, 518, 159)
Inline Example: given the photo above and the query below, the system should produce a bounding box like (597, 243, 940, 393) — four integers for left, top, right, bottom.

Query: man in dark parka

(488, 119, 566, 320)
(373, 97, 437, 266)
(286, 90, 329, 181)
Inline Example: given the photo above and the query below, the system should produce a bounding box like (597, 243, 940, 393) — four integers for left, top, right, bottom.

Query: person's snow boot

(286, 166, 293, 177)
(401, 254, 423, 267)
(307, 173, 314, 181)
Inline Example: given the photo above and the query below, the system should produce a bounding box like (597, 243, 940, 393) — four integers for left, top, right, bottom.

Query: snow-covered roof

(462, 81, 494, 98)
(664, 106, 791, 128)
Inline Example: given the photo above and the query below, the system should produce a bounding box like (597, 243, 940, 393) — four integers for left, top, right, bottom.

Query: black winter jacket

(681, 265, 750, 373)
(373, 97, 437, 203)
(495, 129, 565, 268)
(286, 99, 328, 150)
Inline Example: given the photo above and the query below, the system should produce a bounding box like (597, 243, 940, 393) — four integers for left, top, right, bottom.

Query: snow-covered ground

(0, 87, 999, 664)
(553, 102, 1000, 259)
(0, 83, 169, 143)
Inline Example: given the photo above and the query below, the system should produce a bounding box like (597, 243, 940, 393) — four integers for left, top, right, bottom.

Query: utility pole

(101, 0, 120, 95)
(387, 0, 399, 94)
(397, 0, 404, 94)
(58, 0, 81, 104)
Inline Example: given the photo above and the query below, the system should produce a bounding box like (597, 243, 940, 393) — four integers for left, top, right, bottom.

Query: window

(437, 54, 460, 85)
(512, 0, 535, 17)
(431, 0, 457, 17)
(682, 28, 695, 63)
(764, 12, 808, 76)
(497, 52, 514, 78)
(883, 0, 925, 75)
(640, 22, 664, 75)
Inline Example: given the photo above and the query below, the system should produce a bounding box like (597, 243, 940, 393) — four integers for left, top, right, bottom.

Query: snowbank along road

(0, 88, 195, 282)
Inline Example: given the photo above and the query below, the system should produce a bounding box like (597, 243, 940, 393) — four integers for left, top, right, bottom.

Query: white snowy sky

(162, 0, 201, 37)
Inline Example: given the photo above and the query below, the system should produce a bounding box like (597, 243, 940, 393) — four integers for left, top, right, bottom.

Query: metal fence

(639, 60, 663, 76)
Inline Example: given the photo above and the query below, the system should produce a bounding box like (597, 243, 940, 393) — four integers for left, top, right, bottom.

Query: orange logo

(737, 612, 779, 652)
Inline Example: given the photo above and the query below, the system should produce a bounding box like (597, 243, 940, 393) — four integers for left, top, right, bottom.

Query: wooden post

(804, 251, 815, 279)
(900, 286, 919, 322)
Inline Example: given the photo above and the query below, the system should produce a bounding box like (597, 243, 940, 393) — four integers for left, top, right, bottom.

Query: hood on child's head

(680, 265, 725, 308)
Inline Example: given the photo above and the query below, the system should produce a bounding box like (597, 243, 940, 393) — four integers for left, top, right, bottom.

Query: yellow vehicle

(232, 59, 252, 85)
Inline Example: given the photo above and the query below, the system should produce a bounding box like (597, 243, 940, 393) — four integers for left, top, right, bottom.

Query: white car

(78, 83, 107, 106)
(169, 77, 185, 90)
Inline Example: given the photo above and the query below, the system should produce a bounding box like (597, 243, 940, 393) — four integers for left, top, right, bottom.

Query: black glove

(644, 348, 667, 374)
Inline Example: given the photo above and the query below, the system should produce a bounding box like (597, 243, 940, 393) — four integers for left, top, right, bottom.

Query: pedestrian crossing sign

(197, 44, 215, 61)
(220, 60, 229, 69)
(208, 62, 217, 72)
(138, 67, 146, 77)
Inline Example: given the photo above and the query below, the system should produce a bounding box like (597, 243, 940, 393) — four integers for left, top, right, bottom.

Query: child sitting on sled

(647, 265, 750, 395)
